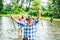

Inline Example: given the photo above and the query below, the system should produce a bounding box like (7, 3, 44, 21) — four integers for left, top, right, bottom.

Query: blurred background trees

(41, 0, 60, 18)
(0, 0, 60, 18)
(0, 0, 3, 11)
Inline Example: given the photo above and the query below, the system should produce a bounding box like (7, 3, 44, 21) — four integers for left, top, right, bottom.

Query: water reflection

(0, 17, 60, 40)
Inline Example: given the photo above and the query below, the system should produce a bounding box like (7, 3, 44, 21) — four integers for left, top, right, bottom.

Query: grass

(40, 16, 60, 21)
(0, 14, 60, 21)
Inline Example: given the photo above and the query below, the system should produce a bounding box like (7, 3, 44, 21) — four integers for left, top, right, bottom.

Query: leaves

(0, 0, 3, 11)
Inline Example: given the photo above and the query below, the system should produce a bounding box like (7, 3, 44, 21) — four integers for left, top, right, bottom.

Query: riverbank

(0, 14, 60, 22)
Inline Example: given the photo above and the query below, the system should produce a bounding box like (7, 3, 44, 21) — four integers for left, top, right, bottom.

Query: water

(0, 17, 60, 40)
(0, 17, 18, 40)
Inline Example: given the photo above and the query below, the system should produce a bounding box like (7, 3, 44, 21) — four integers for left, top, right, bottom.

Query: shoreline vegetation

(0, 14, 60, 22)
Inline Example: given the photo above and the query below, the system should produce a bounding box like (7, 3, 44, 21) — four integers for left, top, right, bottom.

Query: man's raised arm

(37, 8, 43, 26)
(37, 8, 41, 20)
(11, 16, 19, 23)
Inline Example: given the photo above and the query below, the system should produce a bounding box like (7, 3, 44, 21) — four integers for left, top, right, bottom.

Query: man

(11, 9, 40, 40)
(18, 14, 26, 37)
(50, 17, 53, 23)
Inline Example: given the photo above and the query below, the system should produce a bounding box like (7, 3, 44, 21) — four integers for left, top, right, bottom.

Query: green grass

(0, 14, 60, 21)
(40, 16, 60, 21)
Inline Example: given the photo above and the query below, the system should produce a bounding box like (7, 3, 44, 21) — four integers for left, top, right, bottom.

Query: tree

(0, 0, 3, 11)
(57, 0, 60, 18)
(19, 0, 24, 8)
(31, 0, 40, 10)
(47, 0, 60, 18)
(16, 0, 20, 3)
(25, 0, 33, 11)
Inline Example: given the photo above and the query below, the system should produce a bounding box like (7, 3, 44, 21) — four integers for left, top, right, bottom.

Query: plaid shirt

(17, 19, 39, 40)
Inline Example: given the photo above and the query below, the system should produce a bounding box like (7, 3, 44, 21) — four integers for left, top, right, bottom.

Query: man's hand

(37, 8, 41, 20)
(11, 16, 18, 22)
(11, 16, 14, 19)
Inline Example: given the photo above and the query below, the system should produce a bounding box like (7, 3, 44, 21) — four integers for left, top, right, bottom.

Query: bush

(28, 10, 38, 16)
(41, 10, 48, 17)
(0, 9, 9, 14)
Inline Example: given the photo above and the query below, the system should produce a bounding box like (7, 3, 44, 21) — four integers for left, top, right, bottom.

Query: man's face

(29, 18, 34, 24)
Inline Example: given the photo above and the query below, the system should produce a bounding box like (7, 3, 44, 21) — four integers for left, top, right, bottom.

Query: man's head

(21, 14, 24, 19)
(26, 16, 34, 24)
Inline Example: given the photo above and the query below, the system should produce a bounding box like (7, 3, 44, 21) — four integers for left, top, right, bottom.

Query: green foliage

(5, 4, 11, 11)
(28, 10, 38, 16)
(28, 0, 40, 16)
(0, 8, 10, 14)
(41, 0, 60, 18)
(0, 0, 3, 11)
(31, 0, 40, 10)
(0, 0, 60, 18)
(48, 0, 60, 18)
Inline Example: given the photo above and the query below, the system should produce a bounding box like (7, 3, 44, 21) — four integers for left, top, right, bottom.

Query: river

(0, 17, 60, 40)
